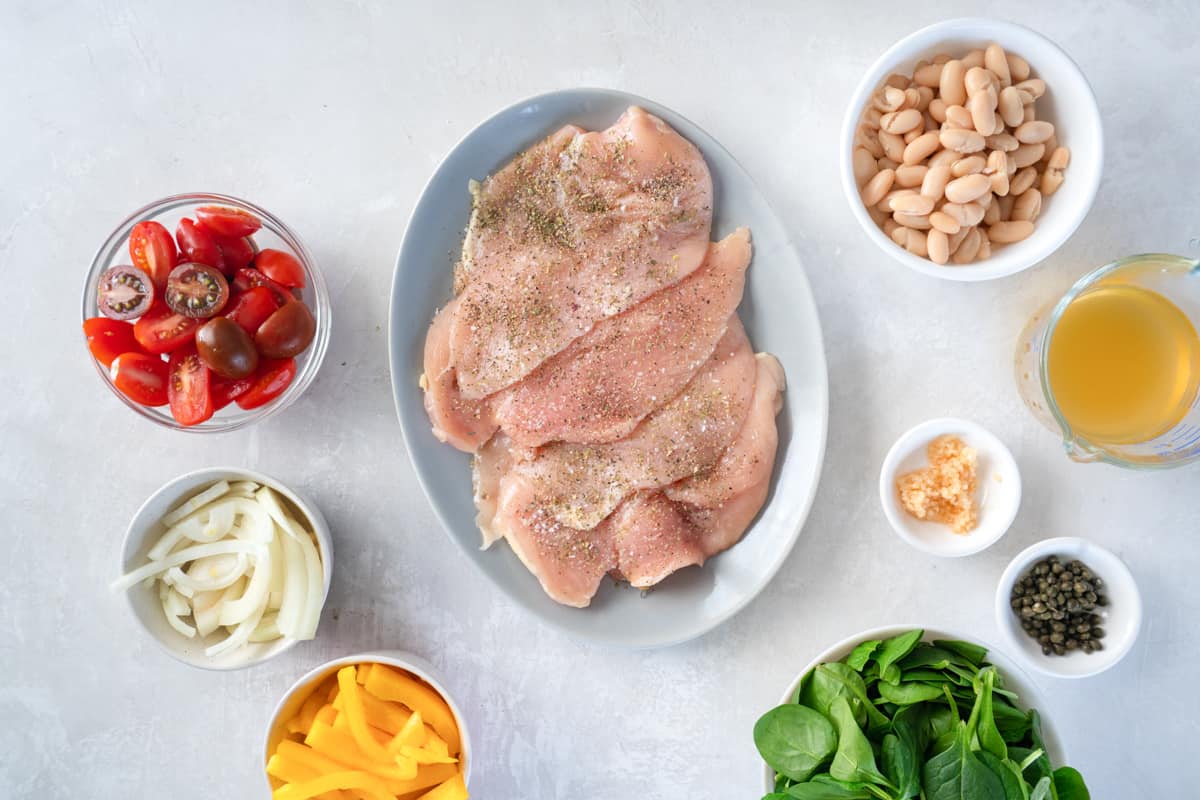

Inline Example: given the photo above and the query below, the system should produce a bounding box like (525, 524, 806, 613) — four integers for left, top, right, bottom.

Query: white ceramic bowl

(880, 418, 1021, 557)
(762, 624, 1064, 793)
(116, 467, 334, 670)
(263, 650, 472, 793)
(995, 536, 1142, 679)
(841, 17, 1103, 281)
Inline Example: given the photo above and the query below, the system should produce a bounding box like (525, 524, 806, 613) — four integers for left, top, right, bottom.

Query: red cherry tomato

(236, 357, 296, 410)
(83, 317, 147, 368)
(195, 205, 262, 239)
(232, 268, 295, 306)
(168, 344, 214, 426)
(210, 373, 255, 410)
(224, 286, 282, 335)
(254, 249, 306, 288)
(133, 301, 200, 354)
(129, 221, 178, 290)
(111, 352, 169, 406)
(176, 218, 225, 271)
(214, 235, 257, 272)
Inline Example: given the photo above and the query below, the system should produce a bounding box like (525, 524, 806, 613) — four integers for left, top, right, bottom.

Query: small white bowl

(841, 17, 1103, 281)
(762, 624, 1064, 793)
(880, 418, 1021, 557)
(995, 537, 1142, 679)
(263, 651, 472, 792)
(116, 467, 334, 670)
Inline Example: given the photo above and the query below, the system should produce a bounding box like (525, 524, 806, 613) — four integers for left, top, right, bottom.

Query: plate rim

(387, 87, 830, 647)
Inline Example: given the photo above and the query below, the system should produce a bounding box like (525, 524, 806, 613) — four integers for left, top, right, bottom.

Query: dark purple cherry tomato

(164, 263, 230, 319)
(97, 265, 155, 320)
(196, 316, 258, 379)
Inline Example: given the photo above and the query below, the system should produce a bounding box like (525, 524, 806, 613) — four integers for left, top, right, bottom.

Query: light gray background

(2, 1, 1194, 797)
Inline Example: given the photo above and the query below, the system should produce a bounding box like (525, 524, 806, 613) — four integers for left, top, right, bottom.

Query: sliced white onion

(255, 486, 307, 540)
(275, 525, 308, 638)
(228, 480, 261, 498)
(205, 592, 268, 658)
(293, 526, 325, 639)
(217, 547, 271, 627)
(267, 528, 286, 610)
(112, 540, 261, 591)
(248, 612, 281, 642)
(161, 480, 231, 526)
(166, 552, 249, 593)
(161, 586, 196, 638)
(194, 579, 244, 638)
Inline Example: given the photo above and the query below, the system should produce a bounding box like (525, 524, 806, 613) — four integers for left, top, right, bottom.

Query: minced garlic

(896, 435, 978, 534)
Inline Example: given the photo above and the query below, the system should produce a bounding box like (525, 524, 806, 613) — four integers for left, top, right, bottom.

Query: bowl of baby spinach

(756, 626, 1090, 799)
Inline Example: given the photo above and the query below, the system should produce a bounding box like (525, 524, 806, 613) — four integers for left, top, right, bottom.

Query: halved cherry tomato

(83, 317, 147, 368)
(111, 352, 169, 406)
(236, 357, 296, 410)
(256, 300, 316, 358)
(129, 221, 178, 290)
(254, 248, 306, 288)
(195, 205, 262, 239)
(211, 373, 254, 410)
(232, 268, 295, 306)
(168, 344, 214, 426)
(223, 286, 282, 335)
(133, 301, 200, 354)
(176, 218, 225, 271)
(214, 235, 257, 273)
(97, 265, 155, 320)
(164, 263, 229, 318)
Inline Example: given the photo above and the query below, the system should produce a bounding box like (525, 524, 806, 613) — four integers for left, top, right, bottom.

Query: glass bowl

(81, 192, 330, 432)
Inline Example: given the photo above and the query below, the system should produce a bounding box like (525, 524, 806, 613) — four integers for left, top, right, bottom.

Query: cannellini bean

(1007, 52, 1031, 82)
(965, 67, 993, 95)
(933, 52, 953, 65)
(990, 170, 1010, 197)
(861, 168, 895, 207)
(893, 211, 932, 229)
(1012, 188, 1042, 221)
(885, 73, 910, 90)
(915, 86, 934, 111)
(914, 61, 944, 87)
(878, 157, 900, 171)
(921, 164, 952, 198)
(940, 128, 986, 154)
(1014, 78, 1046, 99)
(953, 227, 983, 263)
(881, 108, 923, 134)
(951, 155, 987, 177)
(879, 129, 906, 163)
(944, 104, 973, 130)
(978, 236, 991, 260)
(998, 86, 1024, 128)
(1048, 146, 1070, 170)
(928, 228, 951, 264)
(904, 127, 923, 145)
(962, 49, 985, 69)
(983, 198, 1001, 225)
(1041, 167, 1065, 196)
(928, 98, 948, 123)
(902, 131, 941, 164)
(928, 148, 960, 170)
(895, 163, 929, 188)
(853, 148, 878, 187)
(924, 113, 939, 132)
(880, 188, 914, 212)
(1012, 143, 1046, 168)
(987, 220, 1035, 243)
(904, 229, 929, 256)
(1022, 104, 1036, 124)
(1010, 165, 1038, 196)
(1039, 133, 1058, 164)
(948, 225, 971, 253)
(883, 218, 900, 237)
(997, 193, 1016, 221)
(985, 149, 1007, 175)
(863, 107, 883, 129)
(929, 211, 961, 235)
(856, 126, 883, 158)
(903, 87, 922, 109)
(985, 44, 1011, 86)
(968, 88, 997, 135)
(875, 86, 907, 112)
(939, 60, 967, 107)
(890, 224, 909, 246)
(892, 193, 936, 215)
(945, 173, 992, 204)
(986, 132, 1019, 152)
(941, 202, 975, 227)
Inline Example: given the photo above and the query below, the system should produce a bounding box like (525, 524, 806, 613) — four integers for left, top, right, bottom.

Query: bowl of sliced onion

(112, 467, 333, 670)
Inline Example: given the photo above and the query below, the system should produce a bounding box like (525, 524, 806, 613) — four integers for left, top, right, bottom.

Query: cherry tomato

(164, 263, 230, 319)
(168, 344, 214, 426)
(214, 235, 257, 273)
(83, 317, 147, 368)
(256, 301, 316, 358)
(254, 248, 306, 288)
(129, 221, 178, 290)
(196, 316, 258, 378)
(211, 373, 254, 410)
(223, 286, 282, 335)
(111, 352, 169, 406)
(176, 218, 225, 271)
(97, 265, 155, 320)
(195, 205, 262, 239)
(232, 268, 295, 306)
(236, 357, 296, 410)
(133, 301, 200, 354)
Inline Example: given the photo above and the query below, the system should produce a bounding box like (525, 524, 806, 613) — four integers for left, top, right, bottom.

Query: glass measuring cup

(1015, 254, 1200, 468)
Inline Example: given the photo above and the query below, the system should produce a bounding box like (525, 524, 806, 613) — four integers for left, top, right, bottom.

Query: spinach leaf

(1030, 777, 1052, 800)
(795, 667, 817, 705)
(926, 705, 957, 744)
(764, 795, 793, 800)
(899, 645, 976, 674)
(932, 639, 988, 666)
(974, 667, 1008, 760)
(875, 630, 924, 682)
(1052, 767, 1089, 800)
(846, 640, 881, 672)
(977, 750, 1030, 800)
(922, 722, 1006, 800)
(804, 663, 889, 734)
(878, 681, 945, 706)
(784, 775, 875, 799)
(1022, 711, 1056, 790)
(991, 703, 1032, 743)
(755, 704, 839, 782)
(829, 696, 892, 787)
(883, 705, 927, 798)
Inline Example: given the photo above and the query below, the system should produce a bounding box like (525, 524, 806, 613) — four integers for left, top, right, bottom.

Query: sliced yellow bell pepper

(306, 719, 418, 781)
(416, 772, 469, 800)
(265, 753, 347, 800)
(388, 711, 427, 752)
(314, 703, 338, 728)
(334, 683, 412, 734)
(274, 741, 406, 796)
(356, 663, 373, 685)
(272, 770, 393, 800)
(337, 667, 402, 766)
(364, 665, 461, 755)
(289, 689, 327, 735)
(398, 745, 458, 765)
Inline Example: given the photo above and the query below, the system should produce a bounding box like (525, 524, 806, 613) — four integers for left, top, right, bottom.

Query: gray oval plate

(389, 89, 828, 647)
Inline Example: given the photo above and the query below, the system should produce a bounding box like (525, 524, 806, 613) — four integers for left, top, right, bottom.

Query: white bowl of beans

(841, 18, 1103, 281)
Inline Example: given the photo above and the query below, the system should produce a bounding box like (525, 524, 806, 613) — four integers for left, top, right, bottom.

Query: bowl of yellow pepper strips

(263, 651, 471, 799)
